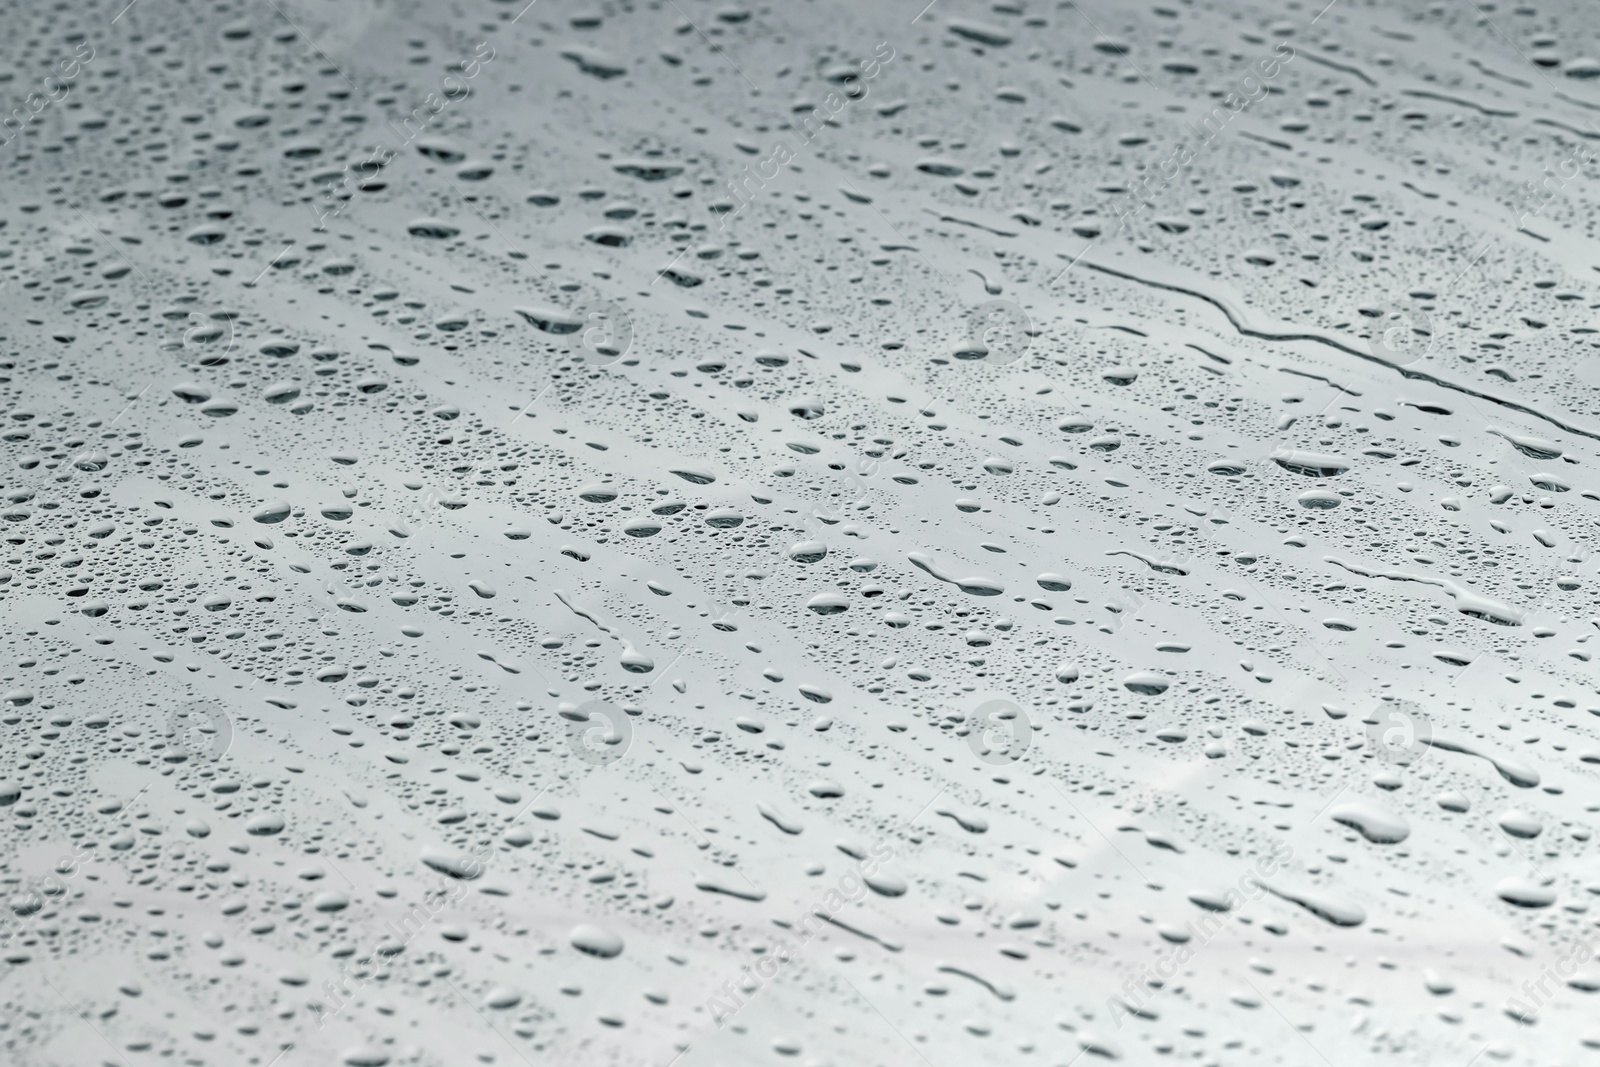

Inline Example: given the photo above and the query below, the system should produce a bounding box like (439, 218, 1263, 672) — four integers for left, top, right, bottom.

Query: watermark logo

(166, 700, 233, 762)
(0, 839, 95, 954)
(965, 298, 1033, 366)
(1362, 699, 1430, 766)
(170, 311, 236, 365)
(965, 698, 1032, 765)
(565, 699, 632, 765)
(703, 596, 742, 633)
(574, 301, 633, 365)
(1364, 292, 1433, 366)
(404, 486, 444, 525)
